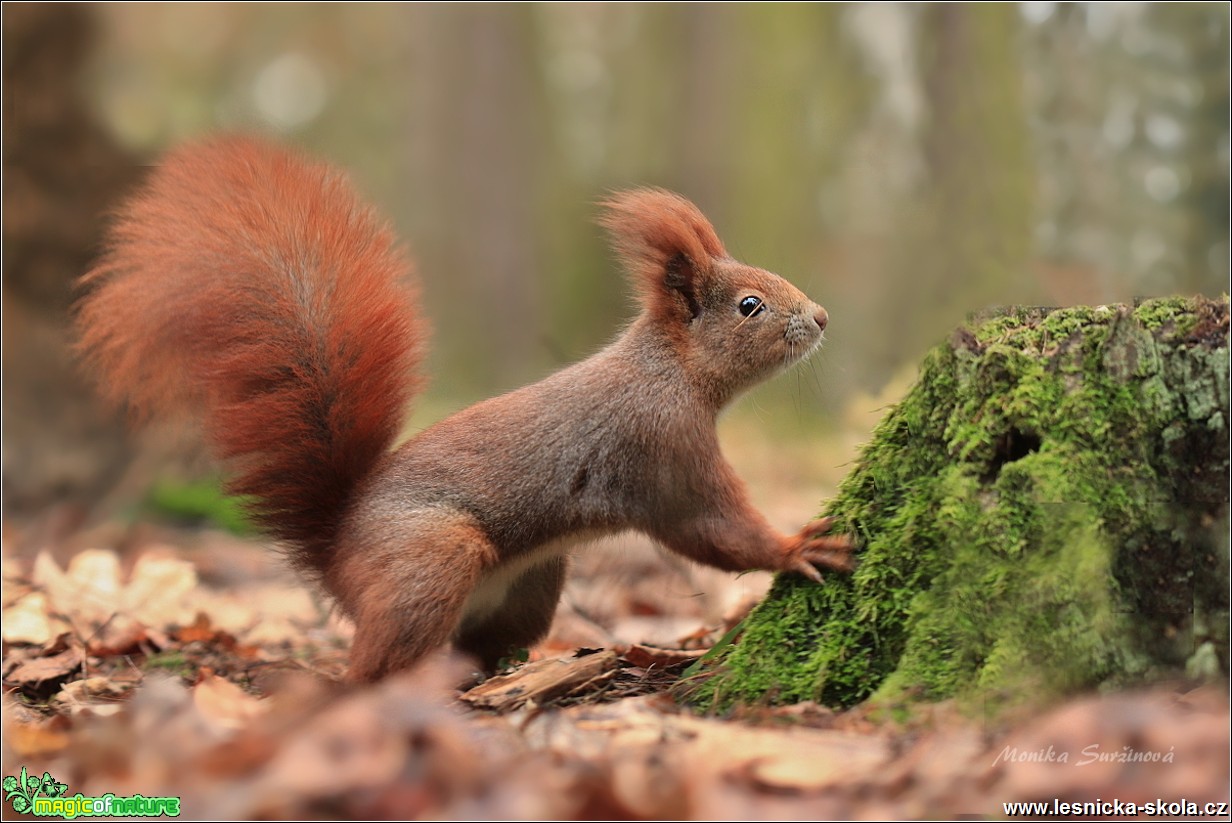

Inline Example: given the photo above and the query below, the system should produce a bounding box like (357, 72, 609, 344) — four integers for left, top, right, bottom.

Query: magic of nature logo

(4, 766, 180, 818)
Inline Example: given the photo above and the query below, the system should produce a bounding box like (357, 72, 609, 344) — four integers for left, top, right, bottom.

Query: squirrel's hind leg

(453, 555, 568, 672)
(335, 510, 496, 682)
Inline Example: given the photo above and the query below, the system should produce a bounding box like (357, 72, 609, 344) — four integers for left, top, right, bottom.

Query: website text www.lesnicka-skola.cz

(1003, 799, 1230, 817)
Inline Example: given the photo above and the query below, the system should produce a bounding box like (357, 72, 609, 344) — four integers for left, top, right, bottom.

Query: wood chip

(460, 650, 620, 712)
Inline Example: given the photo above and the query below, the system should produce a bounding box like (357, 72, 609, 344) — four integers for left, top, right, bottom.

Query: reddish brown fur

(77, 139, 852, 680)
(76, 136, 425, 574)
(599, 188, 727, 323)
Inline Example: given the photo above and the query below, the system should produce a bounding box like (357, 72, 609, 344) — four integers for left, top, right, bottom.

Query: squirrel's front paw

(781, 516, 857, 583)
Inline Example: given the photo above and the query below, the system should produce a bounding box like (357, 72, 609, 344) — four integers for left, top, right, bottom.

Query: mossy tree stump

(697, 296, 1229, 712)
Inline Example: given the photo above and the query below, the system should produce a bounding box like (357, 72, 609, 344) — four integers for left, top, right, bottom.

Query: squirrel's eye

(738, 296, 765, 317)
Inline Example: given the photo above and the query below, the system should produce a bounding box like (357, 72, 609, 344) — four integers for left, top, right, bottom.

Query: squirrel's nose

(813, 306, 829, 332)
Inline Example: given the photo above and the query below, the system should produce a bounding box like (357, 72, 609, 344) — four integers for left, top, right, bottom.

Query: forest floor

(2, 407, 1229, 819)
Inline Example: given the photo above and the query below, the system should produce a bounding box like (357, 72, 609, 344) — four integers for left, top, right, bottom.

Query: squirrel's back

(76, 136, 426, 574)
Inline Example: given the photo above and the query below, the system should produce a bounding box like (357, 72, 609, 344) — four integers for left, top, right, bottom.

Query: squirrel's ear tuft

(598, 188, 726, 323)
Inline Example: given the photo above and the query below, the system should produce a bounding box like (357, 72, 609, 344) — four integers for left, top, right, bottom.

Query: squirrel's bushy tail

(76, 136, 426, 575)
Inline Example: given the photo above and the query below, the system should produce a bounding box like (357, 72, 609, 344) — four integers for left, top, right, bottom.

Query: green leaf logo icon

(4, 765, 70, 814)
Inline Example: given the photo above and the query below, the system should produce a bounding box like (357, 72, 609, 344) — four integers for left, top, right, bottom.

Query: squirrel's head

(599, 188, 829, 404)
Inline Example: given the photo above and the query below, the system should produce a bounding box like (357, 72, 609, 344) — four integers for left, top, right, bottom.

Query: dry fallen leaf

(22, 548, 200, 639)
(84, 618, 150, 657)
(193, 670, 267, 731)
(1, 590, 65, 645)
(176, 612, 222, 644)
(4, 647, 84, 687)
(1, 557, 32, 605)
(620, 643, 707, 669)
(606, 744, 693, 819)
(123, 552, 201, 626)
(1, 702, 71, 758)
(52, 676, 133, 717)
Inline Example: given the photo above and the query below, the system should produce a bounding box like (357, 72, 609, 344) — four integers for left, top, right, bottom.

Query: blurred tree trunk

(1026, 2, 1119, 304)
(405, 4, 549, 393)
(2, 4, 137, 528)
(889, 4, 1035, 363)
(1153, 3, 1230, 295)
(720, 4, 872, 276)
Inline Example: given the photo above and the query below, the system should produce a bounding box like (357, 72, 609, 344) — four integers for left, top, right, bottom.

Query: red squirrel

(76, 136, 854, 680)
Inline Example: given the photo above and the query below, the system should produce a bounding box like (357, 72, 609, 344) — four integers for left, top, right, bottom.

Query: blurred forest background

(2, 2, 1228, 529)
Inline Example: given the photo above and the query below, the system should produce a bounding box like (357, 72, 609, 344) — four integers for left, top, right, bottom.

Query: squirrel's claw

(790, 556, 826, 583)
(802, 516, 837, 535)
(782, 519, 858, 582)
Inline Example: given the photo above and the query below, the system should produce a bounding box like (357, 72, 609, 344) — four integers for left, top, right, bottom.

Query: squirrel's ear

(598, 188, 726, 323)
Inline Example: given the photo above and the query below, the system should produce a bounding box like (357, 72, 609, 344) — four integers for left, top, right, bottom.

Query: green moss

(143, 651, 192, 678)
(692, 296, 1230, 712)
(1134, 295, 1197, 333)
(144, 478, 255, 535)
